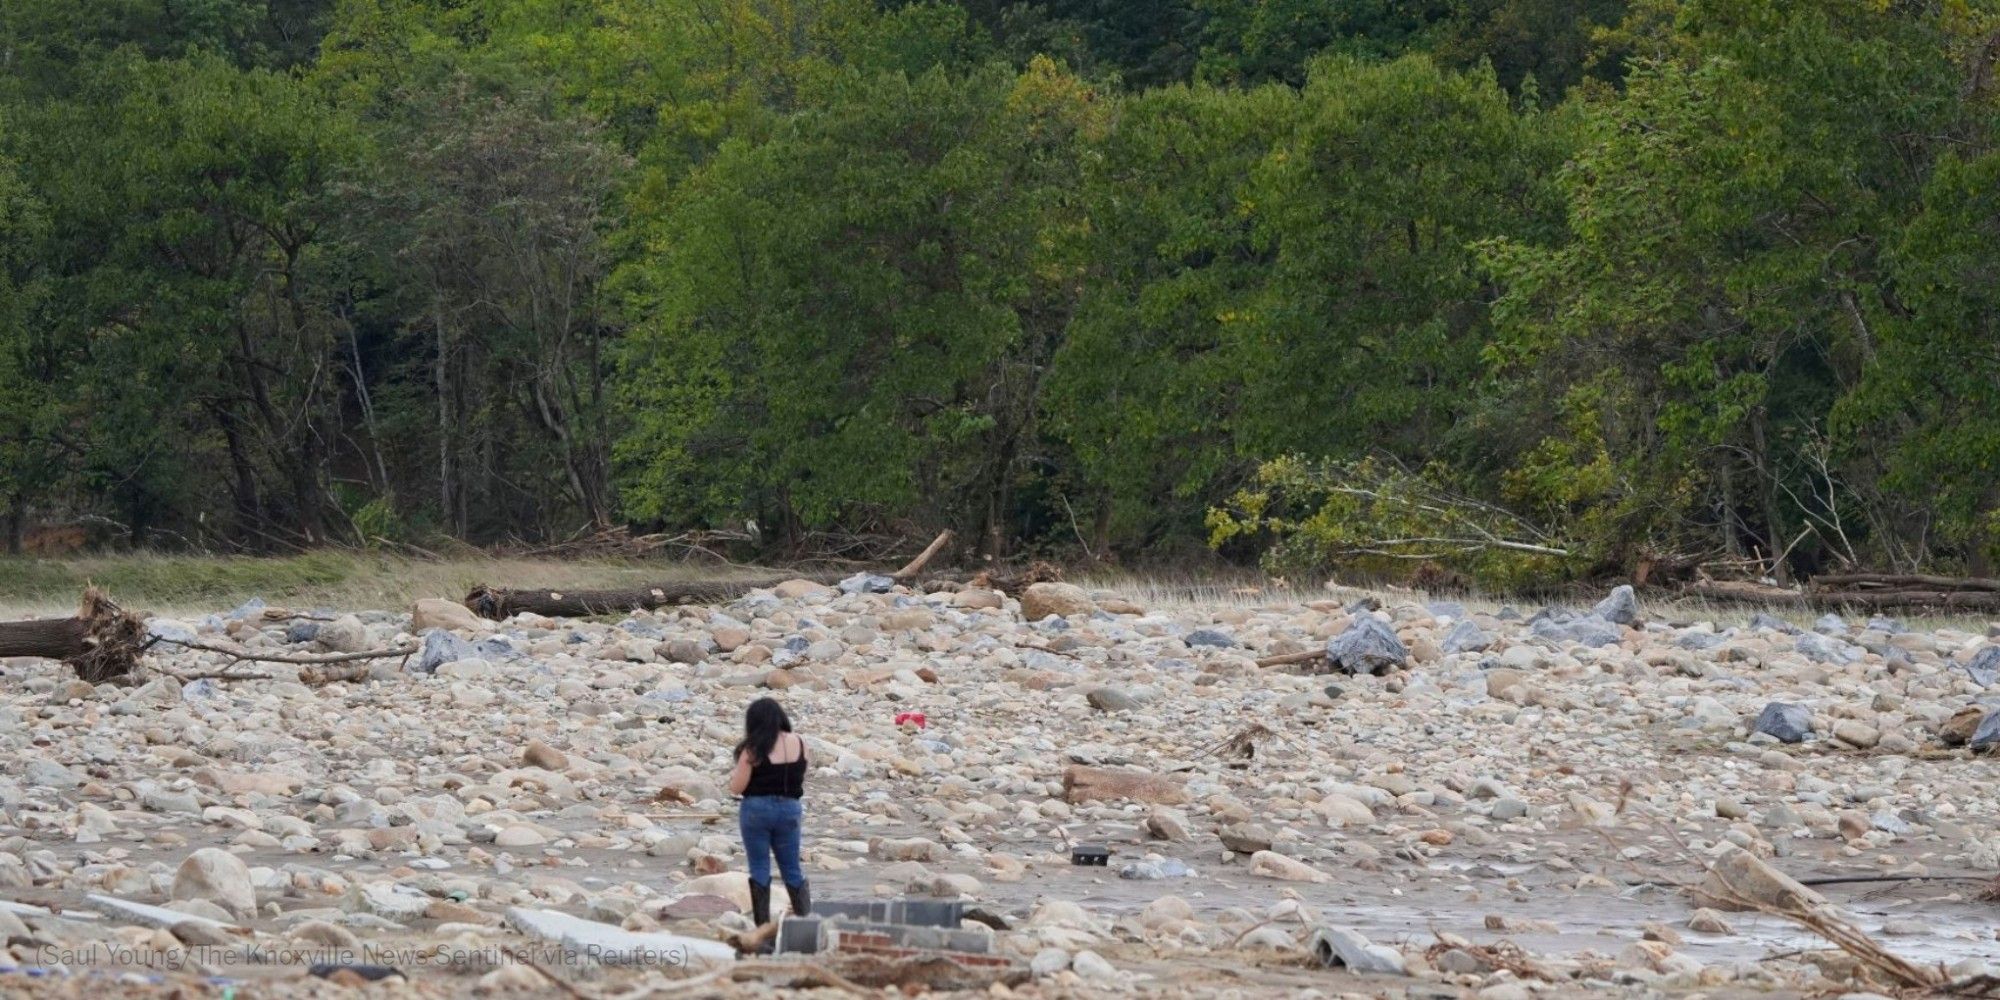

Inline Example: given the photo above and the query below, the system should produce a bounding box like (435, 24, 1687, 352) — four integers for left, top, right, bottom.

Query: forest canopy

(2, 0, 1998, 585)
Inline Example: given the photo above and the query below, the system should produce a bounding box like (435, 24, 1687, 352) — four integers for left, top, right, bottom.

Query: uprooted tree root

(0, 587, 150, 684)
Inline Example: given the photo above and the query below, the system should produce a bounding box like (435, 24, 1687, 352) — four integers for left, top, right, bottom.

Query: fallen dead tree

(1685, 578, 2000, 613)
(0, 587, 150, 684)
(465, 531, 954, 620)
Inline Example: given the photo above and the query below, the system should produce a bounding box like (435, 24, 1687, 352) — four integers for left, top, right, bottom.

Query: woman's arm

(727, 750, 752, 795)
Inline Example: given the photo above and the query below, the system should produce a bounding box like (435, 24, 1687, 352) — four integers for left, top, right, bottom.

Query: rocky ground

(2, 578, 1998, 998)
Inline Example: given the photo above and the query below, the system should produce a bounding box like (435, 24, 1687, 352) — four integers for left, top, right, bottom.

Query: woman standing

(727, 697, 810, 926)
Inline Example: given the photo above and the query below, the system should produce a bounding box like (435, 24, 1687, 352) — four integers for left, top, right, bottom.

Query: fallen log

(1811, 573, 2000, 593)
(0, 588, 149, 684)
(1684, 581, 1805, 604)
(1685, 582, 2000, 612)
(1809, 589, 2000, 612)
(465, 531, 953, 620)
(1255, 650, 1327, 669)
(1061, 764, 1190, 805)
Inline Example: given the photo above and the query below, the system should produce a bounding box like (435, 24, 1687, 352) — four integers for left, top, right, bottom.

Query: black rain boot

(749, 880, 771, 927)
(784, 878, 811, 918)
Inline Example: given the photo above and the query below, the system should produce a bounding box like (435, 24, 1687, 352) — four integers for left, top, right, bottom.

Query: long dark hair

(734, 697, 792, 765)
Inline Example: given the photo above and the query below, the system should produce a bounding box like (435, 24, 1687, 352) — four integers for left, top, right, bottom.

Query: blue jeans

(739, 796, 804, 886)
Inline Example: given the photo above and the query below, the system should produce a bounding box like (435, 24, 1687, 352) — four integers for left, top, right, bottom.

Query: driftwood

(465, 531, 953, 620)
(0, 588, 150, 684)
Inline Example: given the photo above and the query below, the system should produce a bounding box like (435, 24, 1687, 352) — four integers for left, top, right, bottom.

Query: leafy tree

(618, 58, 1103, 553)
(1047, 81, 1295, 551)
(15, 53, 361, 546)
(1480, 0, 1966, 572)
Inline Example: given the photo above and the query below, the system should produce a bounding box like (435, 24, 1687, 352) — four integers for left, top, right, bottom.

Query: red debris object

(894, 711, 927, 729)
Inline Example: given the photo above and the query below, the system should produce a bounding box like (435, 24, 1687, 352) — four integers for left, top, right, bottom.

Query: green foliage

(0, 0, 1997, 585)
(1208, 456, 1576, 587)
(618, 57, 1103, 542)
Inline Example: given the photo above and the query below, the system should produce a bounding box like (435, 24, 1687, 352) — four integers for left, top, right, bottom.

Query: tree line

(1, 0, 1997, 584)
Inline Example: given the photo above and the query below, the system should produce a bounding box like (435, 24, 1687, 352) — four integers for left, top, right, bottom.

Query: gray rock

(1748, 613, 1798, 634)
(837, 573, 896, 595)
(1426, 601, 1467, 620)
(1184, 628, 1237, 649)
(1530, 613, 1622, 648)
(1751, 702, 1812, 744)
(1441, 619, 1492, 655)
(1593, 585, 1640, 625)
(172, 848, 255, 918)
(1972, 712, 2000, 752)
(285, 620, 321, 644)
(315, 615, 371, 654)
(1795, 632, 1862, 666)
(414, 629, 479, 673)
(1961, 646, 2000, 687)
(1325, 616, 1408, 675)
(24, 757, 79, 790)
(1812, 613, 1848, 635)
(1309, 925, 1406, 975)
(1030, 947, 1071, 976)
(1087, 688, 1140, 713)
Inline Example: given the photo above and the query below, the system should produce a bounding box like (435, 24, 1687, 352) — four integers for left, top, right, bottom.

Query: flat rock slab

(506, 906, 735, 968)
(87, 893, 236, 930)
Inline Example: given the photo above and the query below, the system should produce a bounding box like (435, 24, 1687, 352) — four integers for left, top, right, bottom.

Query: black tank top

(743, 744, 808, 798)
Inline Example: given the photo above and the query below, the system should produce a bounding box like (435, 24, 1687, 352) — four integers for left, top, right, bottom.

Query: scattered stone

(522, 740, 568, 771)
(1309, 925, 1406, 975)
(171, 848, 256, 919)
(1594, 585, 1640, 625)
(1325, 615, 1409, 675)
(1442, 619, 1493, 654)
(1961, 646, 2000, 687)
(1687, 908, 1734, 934)
(412, 598, 484, 632)
(1832, 720, 1880, 749)
(1248, 850, 1331, 883)
(1020, 582, 1096, 621)
(1751, 702, 1813, 744)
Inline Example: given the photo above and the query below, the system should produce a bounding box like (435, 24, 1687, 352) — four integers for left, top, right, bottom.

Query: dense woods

(2, 0, 1998, 585)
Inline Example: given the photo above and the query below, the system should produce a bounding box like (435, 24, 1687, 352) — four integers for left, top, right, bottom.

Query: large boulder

(1021, 583, 1096, 621)
(1530, 611, 1622, 648)
(314, 614, 371, 654)
(412, 598, 484, 632)
(1960, 646, 2000, 687)
(1593, 585, 1641, 625)
(1441, 619, 1493, 655)
(1324, 616, 1408, 675)
(1749, 702, 1812, 744)
(171, 848, 256, 919)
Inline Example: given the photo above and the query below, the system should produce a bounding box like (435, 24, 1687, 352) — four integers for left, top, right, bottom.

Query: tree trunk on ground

(465, 577, 809, 619)
(465, 531, 957, 620)
(0, 588, 150, 683)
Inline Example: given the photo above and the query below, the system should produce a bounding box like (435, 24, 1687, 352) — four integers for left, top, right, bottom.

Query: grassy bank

(0, 551, 741, 617)
(2, 552, 1979, 631)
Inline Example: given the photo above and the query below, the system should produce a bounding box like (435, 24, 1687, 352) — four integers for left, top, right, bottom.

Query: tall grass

(0, 551, 741, 617)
